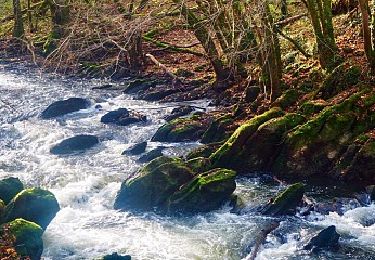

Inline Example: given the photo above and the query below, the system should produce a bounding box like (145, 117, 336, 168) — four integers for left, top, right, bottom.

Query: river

(0, 62, 374, 260)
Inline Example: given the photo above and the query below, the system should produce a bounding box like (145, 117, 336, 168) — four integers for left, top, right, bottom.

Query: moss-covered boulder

(6, 219, 43, 260)
(2, 188, 60, 230)
(261, 183, 304, 216)
(151, 114, 209, 142)
(0, 177, 24, 204)
(210, 107, 284, 170)
(299, 100, 328, 116)
(168, 169, 236, 213)
(201, 115, 233, 144)
(315, 64, 361, 100)
(114, 156, 236, 213)
(186, 142, 223, 160)
(272, 89, 299, 110)
(273, 91, 375, 180)
(114, 157, 194, 211)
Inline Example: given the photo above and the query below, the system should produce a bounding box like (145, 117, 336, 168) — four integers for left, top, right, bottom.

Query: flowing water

(0, 62, 374, 260)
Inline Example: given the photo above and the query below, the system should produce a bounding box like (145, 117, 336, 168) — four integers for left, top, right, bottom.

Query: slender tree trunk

(359, 0, 375, 69)
(12, 0, 24, 38)
(48, 0, 69, 39)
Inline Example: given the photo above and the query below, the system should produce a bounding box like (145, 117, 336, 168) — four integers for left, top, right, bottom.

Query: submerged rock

(136, 146, 165, 163)
(304, 225, 340, 251)
(50, 134, 99, 155)
(101, 108, 146, 126)
(261, 183, 304, 216)
(6, 218, 43, 260)
(41, 98, 91, 119)
(114, 156, 236, 214)
(2, 188, 60, 230)
(122, 141, 147, 156)
(0, 177, 24, 204)
(101, 252, 131, 260)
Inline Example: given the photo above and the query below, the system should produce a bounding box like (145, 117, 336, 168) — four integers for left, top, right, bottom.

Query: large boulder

(6, 218, 43, 260)
(152, 114, 209, 142)
(41, 98, 91, 119)
(114, 157, 194, 211)
(304, 225, 340, 251)
(114, 156, 236, 214)
(167, 168, 236, 213)
(0, 177, 24, 204)
(50, 134, 99, 155)
(2, 188, 60, 230)
(101, 108, 146, 126)
(261, 183, 304, 216)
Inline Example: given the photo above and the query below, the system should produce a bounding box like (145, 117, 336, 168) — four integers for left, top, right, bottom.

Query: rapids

(0, 62, 374, 260)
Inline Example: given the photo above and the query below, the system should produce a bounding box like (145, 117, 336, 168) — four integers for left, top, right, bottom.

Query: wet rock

(122, 141, 147, 156)
(139, 88, 178, 101)
(114, 156, 236, 214)
(114, 157, 194, 211)
(136, 146, 165, 163)
(304, 225, 340, 251)
(2, 188, 60, 230)
(366, 185, 375, 201)
(168, 168, 236, 213)
(6, 218, 43, 260)
(244, 86, 261, 103)
(186, 142, 223, 160)
(0, 177, 24, 204)
(41, 98, 91, 119)
(123, 78, 164, 94)
(101, 252, 131, 260)
(152, 114, 208, 142)
(201, 115, 233, 144)
(164, 105, 195, 121)
(261, 183, 304, 216)
(50, 134, 99, 155)
(101, 109, 146, 126)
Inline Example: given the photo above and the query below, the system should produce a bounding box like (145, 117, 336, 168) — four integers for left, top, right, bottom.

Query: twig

(277, 28, 312, 58)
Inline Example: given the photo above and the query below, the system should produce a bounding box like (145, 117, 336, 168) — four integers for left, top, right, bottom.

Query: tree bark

(12, 0, 24, 38)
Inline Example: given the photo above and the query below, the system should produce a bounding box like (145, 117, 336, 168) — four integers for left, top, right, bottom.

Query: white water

(0, 63, 374, 260)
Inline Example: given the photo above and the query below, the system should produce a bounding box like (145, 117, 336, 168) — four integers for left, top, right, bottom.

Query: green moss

(299, 100, 328, 116)
(3, 188, 60, 230)
(168, 168, 236, 213)
(274, 89, 299, 109)
(7, 218, 43, 260)
(187, 157, 212, 173)
(210, 107, 284, 167)
(0, 177, 24, 204)
(261, 183, 304, 216)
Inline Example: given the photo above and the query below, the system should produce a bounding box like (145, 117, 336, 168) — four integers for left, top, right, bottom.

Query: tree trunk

(48, 0, 69, 39)
(12, 0, 24, 38)
(128, 30, 143, 74)
(359, 0, 375, 69)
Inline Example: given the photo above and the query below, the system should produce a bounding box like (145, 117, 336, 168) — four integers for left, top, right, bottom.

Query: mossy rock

(261, 183, 304, 216)
(0, 177, 24, 204)
(315, 64, 361, 100)
(210, 107, 284, 169)
(151, 115, 208, 142)
(114, 157, 194, 211)
(299, 100, 328, 116)
(273, 91, 375, 180)
(2, 188, 60, 230)
(167, 168, 236, 213)
(186, 142, 223, 160)
(201, 115, 233, 144)
(272, 89, 299, 110)
(187, 157, 212, 173)
(6, 218, 43, 260)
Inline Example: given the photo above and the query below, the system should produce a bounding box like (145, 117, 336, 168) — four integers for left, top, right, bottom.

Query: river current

(0, 63, 374, 260)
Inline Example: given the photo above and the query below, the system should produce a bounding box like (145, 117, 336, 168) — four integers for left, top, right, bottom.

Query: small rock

(50, 134, 99, 155)
(41, 98, 91, 119)
(304, 225, 340, 251)
(244, 86, 261, 103)
(101, 108, 146, 126)
(101, 252, 131, 260)
(122, 142, 147, 155)
(164, 106, 194, 121)
(137, 146, 165, 163)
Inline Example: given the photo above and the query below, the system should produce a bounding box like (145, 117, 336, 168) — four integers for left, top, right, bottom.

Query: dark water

(0, 63, 374, 260)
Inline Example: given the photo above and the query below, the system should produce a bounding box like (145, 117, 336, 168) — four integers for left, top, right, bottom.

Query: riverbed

(0, 62, 374, 260)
